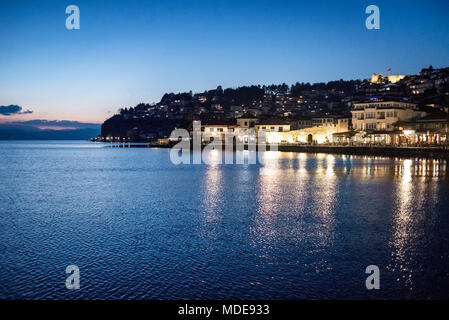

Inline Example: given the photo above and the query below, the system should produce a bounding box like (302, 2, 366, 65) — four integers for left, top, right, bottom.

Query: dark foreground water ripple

(0, 141, 448, 299)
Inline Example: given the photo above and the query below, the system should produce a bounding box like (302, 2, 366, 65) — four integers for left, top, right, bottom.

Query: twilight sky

(0, 0, 448, 124)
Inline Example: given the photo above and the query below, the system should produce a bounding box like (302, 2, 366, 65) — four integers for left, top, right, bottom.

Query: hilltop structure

(370, 73, 406, 84)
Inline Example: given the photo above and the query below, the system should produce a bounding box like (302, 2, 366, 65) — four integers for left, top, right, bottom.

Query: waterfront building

(400, 114, 449, 145)
(200, 119, 238, 143)
(311, 117, 350, 131)
(351, 100, 425, 145)
(259, 116, 349, 145)
(236, 112, 259, 128)
(293, 117, 313, 130)
(255, 118, 291, 133)
(351, 100, 422, 132)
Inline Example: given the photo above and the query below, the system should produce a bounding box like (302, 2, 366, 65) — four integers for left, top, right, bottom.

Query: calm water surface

(0, 141, 448, 299)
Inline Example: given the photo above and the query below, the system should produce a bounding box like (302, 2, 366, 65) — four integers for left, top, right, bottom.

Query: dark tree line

(155, 80, 361, 106)
(290, 79, 362, 96)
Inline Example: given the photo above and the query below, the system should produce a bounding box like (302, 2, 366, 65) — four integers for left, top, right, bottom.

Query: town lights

(315, 135, 326, 144)
(403, 130, 415, 136)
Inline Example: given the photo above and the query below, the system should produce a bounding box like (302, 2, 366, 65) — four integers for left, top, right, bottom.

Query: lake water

(0, 140, 448, 299)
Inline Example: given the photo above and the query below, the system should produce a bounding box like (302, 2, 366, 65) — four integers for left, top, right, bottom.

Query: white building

(200, 120, 238, 143)
(236, 112, 259, 129)
(351, 100, 422, 132)
(255, 119, 291, 133)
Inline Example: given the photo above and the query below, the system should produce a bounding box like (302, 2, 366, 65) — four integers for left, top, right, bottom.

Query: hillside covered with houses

(100, 65, 449, 146)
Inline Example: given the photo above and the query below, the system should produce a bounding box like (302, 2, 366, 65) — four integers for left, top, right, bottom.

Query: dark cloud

(0, 105, 33, 116)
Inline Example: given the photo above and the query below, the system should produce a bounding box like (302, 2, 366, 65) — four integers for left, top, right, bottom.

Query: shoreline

(276, 145, 449, 160)
(106, 142, 449, 160)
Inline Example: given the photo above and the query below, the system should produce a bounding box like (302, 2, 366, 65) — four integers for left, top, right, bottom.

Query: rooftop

(257, 118, 290, 125)
(201, 119, 237, 126)
(238, 112, 258, 119)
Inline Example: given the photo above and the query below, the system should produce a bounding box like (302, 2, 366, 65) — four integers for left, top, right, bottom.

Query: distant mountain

(0, 120, 101, 140)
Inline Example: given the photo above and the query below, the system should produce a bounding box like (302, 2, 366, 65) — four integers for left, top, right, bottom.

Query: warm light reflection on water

(200, 152, 223, 238)
(254, 152, 283, 243)
(313, 154, 337, 247)
(391, 159, 416, 288)
(388, 159, 441, 290)
(251, 152, 339, 249)
(200, 152, 448, 255)
(1, 142, 448, 299)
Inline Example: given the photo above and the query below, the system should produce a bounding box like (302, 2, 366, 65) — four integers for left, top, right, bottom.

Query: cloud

(0, 105, 33, 116)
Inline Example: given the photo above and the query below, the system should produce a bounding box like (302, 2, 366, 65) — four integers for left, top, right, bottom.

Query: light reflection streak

(389, 159, 426, 290)
(254, 152, 283, 242)
(199, 152, 446, 279)
(200, 150, 223, 237)
(252, 152, 310, 245)
(309, 154, 337, 247)
(252, 152, 339, 251)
